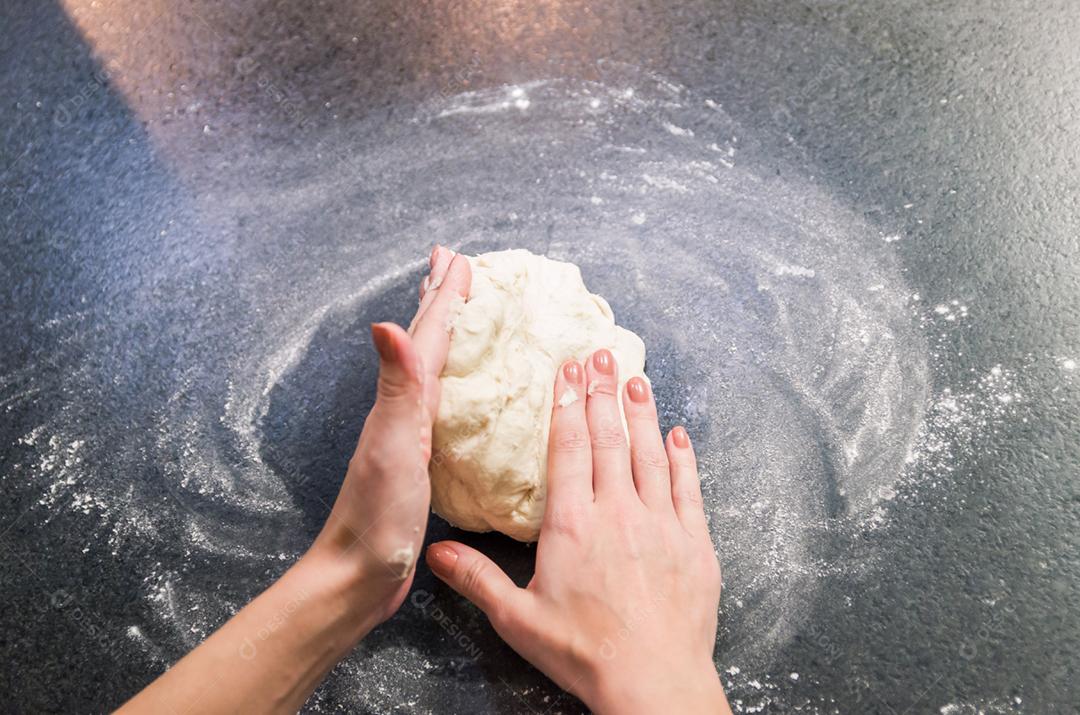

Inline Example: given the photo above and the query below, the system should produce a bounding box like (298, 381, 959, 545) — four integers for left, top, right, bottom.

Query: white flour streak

(641, 173, 690, 193)
(434, 83, 542, 118)
(662, 121, 695, 137)
(773, 264, 817, 278)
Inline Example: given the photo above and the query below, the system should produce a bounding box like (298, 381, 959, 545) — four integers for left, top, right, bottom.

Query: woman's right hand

(426, 349, 731, 714)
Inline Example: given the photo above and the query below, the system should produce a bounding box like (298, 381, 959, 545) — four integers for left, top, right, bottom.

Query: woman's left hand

(312, 245, 471, 622)
(118, 247, 471, 714)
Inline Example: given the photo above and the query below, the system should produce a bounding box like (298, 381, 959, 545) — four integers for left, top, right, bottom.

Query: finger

(370, 322, 422, 415)
(410, 252, 469, 371)
(585, 349, 633, 500)
(410, 253, 471, 417)
(415, 244, 455, 313)
(427, 541, 531, 629)
(417, 244, 441, 301)
(666, 426, 709, 536)
(544, 360, 593, 527)
(364, 322, 428, 465)
(622, 376, 673, 511)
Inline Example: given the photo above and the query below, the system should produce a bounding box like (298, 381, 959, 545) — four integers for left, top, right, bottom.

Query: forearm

(118, 546, 382, 714)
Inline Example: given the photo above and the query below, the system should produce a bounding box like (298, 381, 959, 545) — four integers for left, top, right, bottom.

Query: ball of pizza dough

(429, 249, 647, 541)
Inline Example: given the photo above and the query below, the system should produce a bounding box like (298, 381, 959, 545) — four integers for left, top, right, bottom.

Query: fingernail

(593, 349, 615, 375)
(371, 323, 397, 362)
(563, 360, 582, 384)
(627, 376, 649, 403)
(430, 244, 442, 268)
(426, 543, 458, 576)
(672, 426, 691, 448)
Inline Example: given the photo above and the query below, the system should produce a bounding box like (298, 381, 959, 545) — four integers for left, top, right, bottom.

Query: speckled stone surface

(1, 1, 1078, 712)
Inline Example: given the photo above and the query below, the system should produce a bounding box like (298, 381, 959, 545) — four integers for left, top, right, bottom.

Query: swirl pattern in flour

(6, 72, 931, 712)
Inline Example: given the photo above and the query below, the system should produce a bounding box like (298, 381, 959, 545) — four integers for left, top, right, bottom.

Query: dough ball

(430, 249, 647, 541)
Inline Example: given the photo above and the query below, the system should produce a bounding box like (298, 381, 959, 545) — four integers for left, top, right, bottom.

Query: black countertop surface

(2, 1, 1078, 712)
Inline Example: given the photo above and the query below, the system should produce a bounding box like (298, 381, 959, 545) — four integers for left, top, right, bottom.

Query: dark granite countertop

(1, 0, 1078, 712)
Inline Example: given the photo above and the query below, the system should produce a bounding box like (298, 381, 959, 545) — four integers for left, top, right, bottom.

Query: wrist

(586, 658, 728, 715)
(300, 535, 405, 639)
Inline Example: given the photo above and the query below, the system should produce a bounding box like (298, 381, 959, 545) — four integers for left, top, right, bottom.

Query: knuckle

(587, 381, 618, 397)
(632, 447, 669, 471)
(673, 487, 704, 508)
(545, 504, 587, 539)
(590, 423, 626, 449)
(460, 557, 489, 597)
(628, 400, 659, 418)
(669, 450, 696, 469)
(356, 444, 393, 477)
(376, 375, 421, 403)
(553, 429, 589, 452)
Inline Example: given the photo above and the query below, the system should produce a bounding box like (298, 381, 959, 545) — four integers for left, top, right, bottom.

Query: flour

(387, 545, 416, 580)
(435, 83, 542, 118)
(0, 69, 1034, 713)
(445, 294, 466, 333)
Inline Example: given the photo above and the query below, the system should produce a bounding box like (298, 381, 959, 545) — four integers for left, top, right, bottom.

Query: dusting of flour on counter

(2, 69, 1036, 714)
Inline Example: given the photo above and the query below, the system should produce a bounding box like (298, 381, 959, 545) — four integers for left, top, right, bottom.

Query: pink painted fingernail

(426, 543, 458, 576)
(593, 349, 615, 375)
(563, 360, 582, 384)
(672, 426, 690, 448)
(371, 323, 397, 362)
(626, 376, 649, 403)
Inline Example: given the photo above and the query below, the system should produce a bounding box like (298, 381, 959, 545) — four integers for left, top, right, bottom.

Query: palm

(323, 247, 470, 592)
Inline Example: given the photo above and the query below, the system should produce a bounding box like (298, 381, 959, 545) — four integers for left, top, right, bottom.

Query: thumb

(371, 322, 422, 408)
(426, 541, 529, 627)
